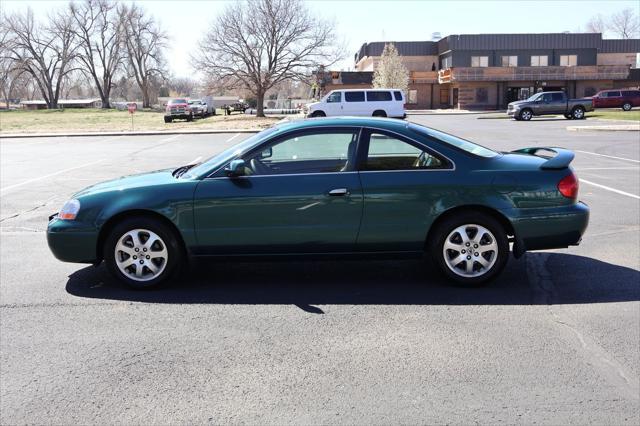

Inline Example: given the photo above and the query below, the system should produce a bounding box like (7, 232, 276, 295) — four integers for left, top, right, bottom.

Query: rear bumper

(505, 202, 589, 254)
(47, 216, 99, 263)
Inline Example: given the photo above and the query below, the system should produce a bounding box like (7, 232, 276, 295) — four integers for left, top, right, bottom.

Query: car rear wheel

(519, 109, 532, 121)
(372, 110, 387, 117)
(572, 106, 585, 119)
(622, 102, 632, 111)
(104, 217, 183, 289)
(429, 212, 509, 286)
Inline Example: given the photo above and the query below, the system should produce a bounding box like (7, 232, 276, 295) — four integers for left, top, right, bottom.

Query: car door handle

(328, 188, 349, 196)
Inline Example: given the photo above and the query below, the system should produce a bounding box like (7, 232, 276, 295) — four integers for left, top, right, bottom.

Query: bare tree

(118, 3, 167, 108)
(586, 13, 608, 34)
(2, 8, 78, 109)
(169, 77, 197, 96)
(609, 8, 640, 39)
(192, 0, 343, 117)
(372, 43, 409, 95)
(69, 0, 123, 108)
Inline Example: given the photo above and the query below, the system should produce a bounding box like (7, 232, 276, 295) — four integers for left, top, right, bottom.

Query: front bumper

(505, 202, 589, 255)
(47, 215, 99, 263)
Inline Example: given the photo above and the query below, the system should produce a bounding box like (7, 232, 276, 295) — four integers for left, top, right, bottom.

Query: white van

(305, 89, 406, 119)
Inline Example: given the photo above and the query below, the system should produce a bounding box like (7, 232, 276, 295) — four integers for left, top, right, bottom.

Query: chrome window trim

(203, 124, 456, 180)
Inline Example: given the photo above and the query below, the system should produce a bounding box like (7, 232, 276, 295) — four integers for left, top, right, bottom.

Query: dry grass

(0, 108, 281, 134)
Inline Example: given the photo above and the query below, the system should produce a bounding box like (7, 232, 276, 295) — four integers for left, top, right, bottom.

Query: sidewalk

(0, 128, 260, 139)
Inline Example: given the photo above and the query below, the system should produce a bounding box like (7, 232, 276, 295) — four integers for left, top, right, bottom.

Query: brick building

(316, 33, 640, 110)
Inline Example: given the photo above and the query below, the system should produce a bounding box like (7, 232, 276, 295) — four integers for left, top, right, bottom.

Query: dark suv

(592, 89, 640, 111)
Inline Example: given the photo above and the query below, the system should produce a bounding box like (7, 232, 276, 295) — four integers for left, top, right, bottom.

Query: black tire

(104, 217, 183, 289)
(311, 111, 326, 117)
(622, 102, 632, 111)
(428, 211, 509, 286)
(186, 114, 193, 122)
(519, 108, 533, 121)
(564, 113, 573, 120)
(372, 110, 387, 117)
(571, 106, 585, 119)
(164, 117, 171, 123)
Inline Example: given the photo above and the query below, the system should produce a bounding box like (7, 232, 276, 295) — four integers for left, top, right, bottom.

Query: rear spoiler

(511, 147, 575, 169)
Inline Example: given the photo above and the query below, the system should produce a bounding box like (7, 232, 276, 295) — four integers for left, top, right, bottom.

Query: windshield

(189, 100, 202, 105)
(181, 126, 281, 179)
(169, 99, 187, 104)
(408, 123, 499, 158)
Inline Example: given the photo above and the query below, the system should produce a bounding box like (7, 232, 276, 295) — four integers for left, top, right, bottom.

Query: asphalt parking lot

(1, 115, 639, 424)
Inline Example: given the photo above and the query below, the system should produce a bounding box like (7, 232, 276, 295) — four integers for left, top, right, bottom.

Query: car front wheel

(104, 217, 183, 289)
(429, 212, 509, 286)
(622, 102, 632, 111)
(519, 109, 533, 121)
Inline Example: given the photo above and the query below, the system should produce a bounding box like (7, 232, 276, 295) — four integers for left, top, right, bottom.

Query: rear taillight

(558, 173, 578, 199)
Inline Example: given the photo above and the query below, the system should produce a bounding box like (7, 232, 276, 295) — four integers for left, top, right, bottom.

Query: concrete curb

(0, 128, 261, 139)
(567, 125, 640, 132)
(407, 110, 501, 116)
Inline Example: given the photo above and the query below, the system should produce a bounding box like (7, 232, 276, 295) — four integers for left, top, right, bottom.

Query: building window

(531, 55, 548, 67)
(501, 56, 518, 67)
(471, 56, 489, 67)
(408, 90, 418, 104)
(560, 55, 578, 66)
(476, 88, 488, 103)
(441, 56, 452, 69)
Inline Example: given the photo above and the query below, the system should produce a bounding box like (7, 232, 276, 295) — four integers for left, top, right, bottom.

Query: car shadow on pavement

(65, 253, 640, 310)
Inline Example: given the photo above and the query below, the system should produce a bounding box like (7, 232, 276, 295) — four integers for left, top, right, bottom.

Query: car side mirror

(225, 159, 246, 177)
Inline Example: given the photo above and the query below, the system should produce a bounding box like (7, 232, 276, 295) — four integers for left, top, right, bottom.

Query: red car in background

(164, 98, 193, 123)
(591, 88, 640, 111)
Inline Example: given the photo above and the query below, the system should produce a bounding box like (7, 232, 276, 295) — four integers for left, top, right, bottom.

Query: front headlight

(59, 199, 80, 220)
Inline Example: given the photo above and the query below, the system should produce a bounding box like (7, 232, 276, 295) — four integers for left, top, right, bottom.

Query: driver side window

(326, 92, 342, 103)
(364, 132, 447, 171)
(243, 130, 358, 176)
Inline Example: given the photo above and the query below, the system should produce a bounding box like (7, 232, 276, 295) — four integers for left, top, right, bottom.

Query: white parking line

(226, 133, 241, 143)
(160, 135, 181, 143)
(576, 150, 640, 164)
(0, 159, 105, 194)
(576, 167, 639, 171)
(580, 178, 640, 200)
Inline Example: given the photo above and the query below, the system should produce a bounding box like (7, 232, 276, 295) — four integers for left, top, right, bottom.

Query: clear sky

(3, 0, 638, 78)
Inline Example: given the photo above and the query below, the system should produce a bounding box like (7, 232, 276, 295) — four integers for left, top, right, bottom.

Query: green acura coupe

(47, 117, 589, 288)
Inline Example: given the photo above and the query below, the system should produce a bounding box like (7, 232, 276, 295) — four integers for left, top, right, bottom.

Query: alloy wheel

(573, 108, 584, 119)
(114, 229, 168, 282)
(442, 224, 498, 278)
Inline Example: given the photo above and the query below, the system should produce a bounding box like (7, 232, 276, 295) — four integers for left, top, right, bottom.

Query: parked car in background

(164, 99, 193, 123)
(188, 99, 208, 118)
(47, 117, 588, 289)
(507, 91, 593, 120)
(592, 89, 640, 111)
(305, 89, 406, 119)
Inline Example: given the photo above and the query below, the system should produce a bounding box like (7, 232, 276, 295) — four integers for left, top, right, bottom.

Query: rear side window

(367, 91, 392, 102)
(551, 93, 564, 101)
(393, 91, 403, 101)
(606, 91, 621, 97)
(622, 90, 640, 96)
(345, 92, 365, 102)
